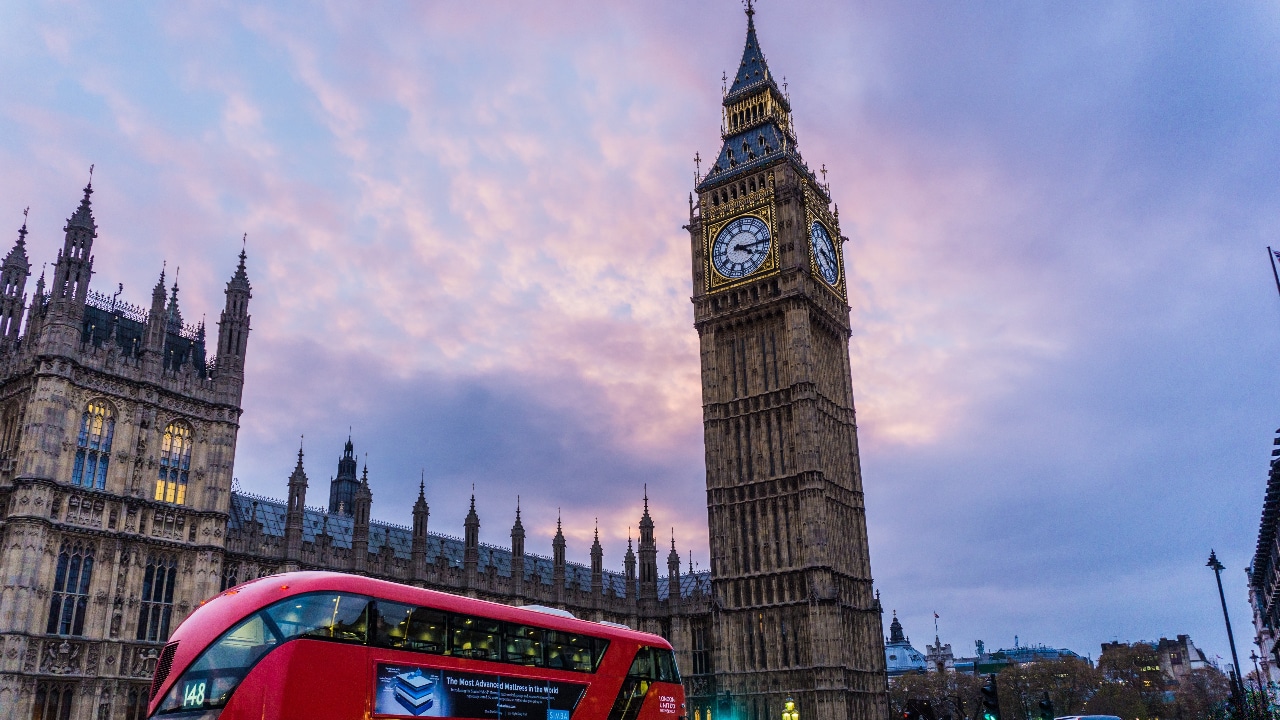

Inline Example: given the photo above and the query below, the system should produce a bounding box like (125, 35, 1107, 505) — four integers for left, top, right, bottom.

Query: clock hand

(732, 239, 770, 252)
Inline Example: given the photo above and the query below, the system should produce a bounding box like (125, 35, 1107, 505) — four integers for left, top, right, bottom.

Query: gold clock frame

(803, 184, 847, 300)
(704, 208, 779, 294)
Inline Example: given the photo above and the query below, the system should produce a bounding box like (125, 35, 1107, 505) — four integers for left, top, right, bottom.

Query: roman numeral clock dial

(810, 220, 840, 285)
(711, 215, 772, 279)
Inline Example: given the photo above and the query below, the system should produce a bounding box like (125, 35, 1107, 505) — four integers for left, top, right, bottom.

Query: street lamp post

(1208, 550, 1246, 705)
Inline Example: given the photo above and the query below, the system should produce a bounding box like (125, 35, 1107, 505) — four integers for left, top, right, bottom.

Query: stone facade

(1250, 427, 1280, 685)
(685, 6, 888, 720)
(0, 182, 251, 720)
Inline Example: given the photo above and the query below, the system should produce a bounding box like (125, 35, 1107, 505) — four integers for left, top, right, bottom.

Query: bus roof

(181, 571, 672, 648)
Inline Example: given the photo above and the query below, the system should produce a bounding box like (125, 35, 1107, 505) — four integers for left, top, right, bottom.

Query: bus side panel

(635, 682, 686, 720)
(219, 641, 370, 720)
(572, 671, 621, 720)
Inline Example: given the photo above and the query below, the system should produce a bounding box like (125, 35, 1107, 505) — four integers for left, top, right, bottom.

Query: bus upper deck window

(545, 631, 595, 672)
(450, 615, 501, 661)
(504, 625, 545, 666)
(406, 608, 448, 653)
(373, 601, 417, 649)
(284, 594, 369, 642)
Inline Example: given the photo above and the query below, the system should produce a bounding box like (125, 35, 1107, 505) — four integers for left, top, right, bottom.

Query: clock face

(810, 221, 839, 285)
(712, 216, 772, 279)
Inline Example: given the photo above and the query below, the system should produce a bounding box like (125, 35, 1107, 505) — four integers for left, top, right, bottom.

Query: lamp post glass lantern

(781, 697, 798, 720)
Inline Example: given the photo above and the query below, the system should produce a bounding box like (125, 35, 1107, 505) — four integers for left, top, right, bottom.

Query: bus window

(405, 607, 448, 653)
(504, 625, 544, 666)
(373, 601, 417, 649)
(449, 615, 501, 661)
(628, 647, 655, 679)
(284, 594, 368, 642)
(654, 648, 680, 683)
(545, 631, 595, 672)
(592, 638, 611, 671)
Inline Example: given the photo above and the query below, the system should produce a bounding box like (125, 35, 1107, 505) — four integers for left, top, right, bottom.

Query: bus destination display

(374, 664, 588, 720)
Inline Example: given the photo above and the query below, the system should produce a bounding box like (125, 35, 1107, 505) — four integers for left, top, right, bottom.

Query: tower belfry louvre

(687, 5, 889, 720)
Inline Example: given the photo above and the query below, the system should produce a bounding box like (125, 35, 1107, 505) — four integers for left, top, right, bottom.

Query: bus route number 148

(183, 681, 208, 708)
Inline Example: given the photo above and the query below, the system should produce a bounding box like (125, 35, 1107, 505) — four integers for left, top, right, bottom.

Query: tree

(1096, 642, 1167, 718)
(1170, 667, 1230, 720)
(994, 660, 1102, 720)
(889, 672, 985, 720)
(1083, 681, 1149, 720)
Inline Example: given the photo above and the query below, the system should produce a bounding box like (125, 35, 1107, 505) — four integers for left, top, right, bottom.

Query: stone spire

(624, 528, 637, 601)
(464, 490, 480, 585)
(590, 520, 604, 596)
(50, 173, 96, 312)
(638, 487, 658, 601)
(215, 243, 252, 392)
(0, 210, 31, 343)
(552, 510, 567, 593)
(351, 462, 372, 574)
(510, 497, 525, 598)
(328, 432, 360, 516)
(411, 473, 429, 583)
(284, 441, 308, 566)
(667, 529, 681, 603)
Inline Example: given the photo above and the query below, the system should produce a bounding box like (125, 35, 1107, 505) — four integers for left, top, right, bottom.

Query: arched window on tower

(46, 540, 95, 636)
(136, 554, 178, 641)
(72, 400, 114, 489)
(155, 421, 192, 505)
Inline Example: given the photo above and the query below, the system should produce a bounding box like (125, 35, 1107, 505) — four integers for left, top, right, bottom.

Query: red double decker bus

(146, 572, 685, 720)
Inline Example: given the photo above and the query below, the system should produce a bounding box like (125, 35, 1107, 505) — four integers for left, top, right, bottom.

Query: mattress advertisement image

(373, 664, 588, 720)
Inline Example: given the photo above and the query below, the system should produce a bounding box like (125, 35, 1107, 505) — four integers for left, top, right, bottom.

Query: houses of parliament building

(0, 6, 888, 720)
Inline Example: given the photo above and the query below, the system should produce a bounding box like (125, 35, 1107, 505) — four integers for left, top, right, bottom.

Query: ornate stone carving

(128, 646, 158, 678)
(40, 639, 83, 675)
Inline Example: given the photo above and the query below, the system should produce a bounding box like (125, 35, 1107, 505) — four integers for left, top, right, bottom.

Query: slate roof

(696, 9, 823, 196)
(725, 8, 780, 105)
(228, 491, 710, 599)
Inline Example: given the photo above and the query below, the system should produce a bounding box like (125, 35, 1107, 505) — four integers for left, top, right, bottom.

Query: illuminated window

(137, 554, 178, 641)
(46, 540, 95, 636)
(71, 400, 114, 489)
(155, 421, 192, 505)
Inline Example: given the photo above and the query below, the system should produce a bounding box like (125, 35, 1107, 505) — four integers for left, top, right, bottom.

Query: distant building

(884, 613, 928, 677)
(1249, 427, 1280, 684)
(939, 639, 1085, 674)
(1099, 637, 1209, 687)
(925, 636, 954, 674)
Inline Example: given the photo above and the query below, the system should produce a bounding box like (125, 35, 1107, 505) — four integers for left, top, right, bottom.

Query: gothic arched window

(33, 681, 75, 720)
(155, 421, 192, 505)
(45, 540, 95, 636)
(123, 686, 147, 720)
(136, 554, 178, 641)
(220, 561, 241, 592)
(71, 400, 114, 489)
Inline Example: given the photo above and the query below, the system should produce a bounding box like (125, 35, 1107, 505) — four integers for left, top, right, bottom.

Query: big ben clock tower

(687, 5, 888, 720)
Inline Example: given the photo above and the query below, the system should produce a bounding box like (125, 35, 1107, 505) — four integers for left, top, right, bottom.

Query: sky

(1, 0, 1279, 668)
